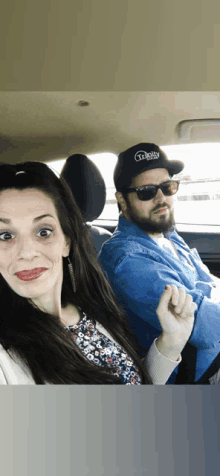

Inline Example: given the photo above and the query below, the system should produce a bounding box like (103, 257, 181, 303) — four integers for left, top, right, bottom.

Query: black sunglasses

(122, 180, 179, 201)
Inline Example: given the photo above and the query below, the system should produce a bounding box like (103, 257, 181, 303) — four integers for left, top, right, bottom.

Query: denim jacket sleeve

(110, 250, 220, 350)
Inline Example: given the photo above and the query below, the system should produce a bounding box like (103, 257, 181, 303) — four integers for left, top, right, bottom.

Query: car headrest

(60, 154, 106, 221)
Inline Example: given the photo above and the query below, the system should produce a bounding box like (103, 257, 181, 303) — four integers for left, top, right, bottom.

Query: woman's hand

(155, 284, 197, 360)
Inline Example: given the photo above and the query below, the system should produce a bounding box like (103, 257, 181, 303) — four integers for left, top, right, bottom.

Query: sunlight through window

(47, 145, 220, 227)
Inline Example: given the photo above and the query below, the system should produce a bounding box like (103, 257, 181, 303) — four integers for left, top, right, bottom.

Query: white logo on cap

(134, 150, 160, 162)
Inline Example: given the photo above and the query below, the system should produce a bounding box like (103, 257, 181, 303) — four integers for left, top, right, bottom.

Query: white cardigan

(0, 323, 180, 385)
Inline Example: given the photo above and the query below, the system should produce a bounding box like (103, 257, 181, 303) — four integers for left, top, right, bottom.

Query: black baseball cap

(114, 143, 184, 191)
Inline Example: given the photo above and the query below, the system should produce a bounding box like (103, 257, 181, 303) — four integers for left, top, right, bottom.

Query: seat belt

(175, 343, 220, 384)
(175, 342, 197, 384)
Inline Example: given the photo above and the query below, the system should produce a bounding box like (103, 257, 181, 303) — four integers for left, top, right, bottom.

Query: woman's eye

(37, 228, 53, 238)
(0, 232, 14, 241)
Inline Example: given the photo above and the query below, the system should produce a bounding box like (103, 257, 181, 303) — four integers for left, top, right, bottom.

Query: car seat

(60, 154, 112, 255)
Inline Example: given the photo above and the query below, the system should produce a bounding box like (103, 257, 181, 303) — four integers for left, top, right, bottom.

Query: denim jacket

(99, 216, 220, 383)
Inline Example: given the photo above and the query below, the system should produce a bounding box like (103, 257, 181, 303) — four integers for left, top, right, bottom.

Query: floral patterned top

(66, 311, 141, 385)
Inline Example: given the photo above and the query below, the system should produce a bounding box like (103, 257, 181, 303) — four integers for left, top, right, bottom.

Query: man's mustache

(152, 203, 170, 212)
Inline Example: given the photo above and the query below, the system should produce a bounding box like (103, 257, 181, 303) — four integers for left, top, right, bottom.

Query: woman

(0, 162, 196, 385)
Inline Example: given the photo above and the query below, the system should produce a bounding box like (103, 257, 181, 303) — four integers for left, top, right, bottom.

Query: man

(99, 143, 220, 384)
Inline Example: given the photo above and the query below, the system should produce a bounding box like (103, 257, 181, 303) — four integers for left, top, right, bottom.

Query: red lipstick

(15, 268, 47, 281)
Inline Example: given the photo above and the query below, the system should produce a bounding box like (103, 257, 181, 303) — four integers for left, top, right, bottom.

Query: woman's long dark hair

(0, 161, 151, 384)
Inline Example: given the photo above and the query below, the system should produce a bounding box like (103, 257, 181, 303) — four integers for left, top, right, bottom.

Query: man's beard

(125, 200, 175, 234)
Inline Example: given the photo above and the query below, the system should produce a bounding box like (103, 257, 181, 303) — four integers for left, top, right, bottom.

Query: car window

(161, 144, 220, 229)
(90, 145, 220, 229)
(47, 144, 220, 229)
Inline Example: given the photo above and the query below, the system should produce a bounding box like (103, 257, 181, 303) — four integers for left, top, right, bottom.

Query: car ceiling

(1, 2, 220, 91)
(1, 92, 220, 165)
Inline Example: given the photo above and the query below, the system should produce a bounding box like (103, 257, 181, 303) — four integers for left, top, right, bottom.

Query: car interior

(1, 91, 220, 276)
(1, 3, 220, 469)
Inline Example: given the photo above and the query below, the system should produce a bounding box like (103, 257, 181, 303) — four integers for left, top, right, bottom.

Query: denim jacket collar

(117, 215, 175, 242)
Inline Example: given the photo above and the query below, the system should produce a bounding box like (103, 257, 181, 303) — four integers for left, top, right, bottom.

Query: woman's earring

(67, 257, 76, 293)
